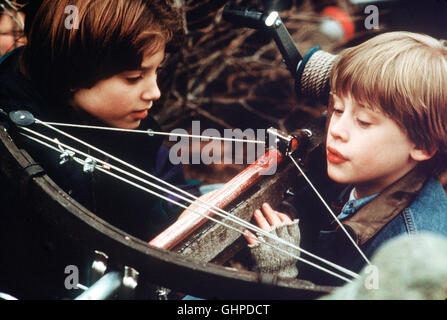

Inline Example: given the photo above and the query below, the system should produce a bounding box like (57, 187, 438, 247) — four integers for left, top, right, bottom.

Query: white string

(30, 120, 361, 279)
(19, 126, 359, 282)
(288, 155, 371, 265)
(42, 121, 265, 144)
(19, 131, 356, 283)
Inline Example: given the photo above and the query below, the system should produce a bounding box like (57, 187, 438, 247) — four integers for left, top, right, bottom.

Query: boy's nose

(329, 116, 349, 141)
(141, 80, 161, 102)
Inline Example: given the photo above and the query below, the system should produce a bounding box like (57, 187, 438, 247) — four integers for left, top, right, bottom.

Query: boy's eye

(126, 75, 143, 84)
(333, 108, 343, 115)
(357, 119, 371, 128)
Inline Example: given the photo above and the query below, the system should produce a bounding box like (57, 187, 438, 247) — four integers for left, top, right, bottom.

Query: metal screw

(83, 157, 96, 173)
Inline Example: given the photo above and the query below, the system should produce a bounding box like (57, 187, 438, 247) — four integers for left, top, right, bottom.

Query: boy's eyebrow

(330, 91, 382, 117)
(356, 101, 379, 113)
(124, 60, 164, 73)
(355, 103, 382, 120)
(356, 102, 368, 109)
(139, 56, 166, 71)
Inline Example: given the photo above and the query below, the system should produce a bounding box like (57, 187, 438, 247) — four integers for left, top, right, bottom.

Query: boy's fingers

(244, 229, 258, 245)
(254, 209, 271, 231)
(276, 211, 293, 223)
(262, 203, 281, 226)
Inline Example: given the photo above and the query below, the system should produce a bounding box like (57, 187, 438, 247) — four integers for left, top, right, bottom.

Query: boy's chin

(113, 120, 141, 130)
(327, 167, 353, 185)
(127, 121, 141, 130)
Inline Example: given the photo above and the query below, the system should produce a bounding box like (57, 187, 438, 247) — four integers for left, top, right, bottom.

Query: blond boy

(245, 32, 447, 285)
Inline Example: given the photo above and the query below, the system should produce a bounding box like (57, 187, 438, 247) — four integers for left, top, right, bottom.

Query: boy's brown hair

(330, 31, 447, 172)
(20, 0, 183, 102)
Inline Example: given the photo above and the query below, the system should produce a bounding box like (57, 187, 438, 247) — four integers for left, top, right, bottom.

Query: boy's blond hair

(330, 31, 447, 170)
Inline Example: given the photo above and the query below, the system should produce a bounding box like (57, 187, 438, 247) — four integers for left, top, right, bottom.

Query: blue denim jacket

(361, 176, 447, 257)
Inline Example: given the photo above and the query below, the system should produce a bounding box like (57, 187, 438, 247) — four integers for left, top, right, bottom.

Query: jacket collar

(342, 165, 430, 245)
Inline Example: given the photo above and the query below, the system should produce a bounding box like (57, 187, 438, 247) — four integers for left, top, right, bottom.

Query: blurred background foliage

(2, 0, 447, 183)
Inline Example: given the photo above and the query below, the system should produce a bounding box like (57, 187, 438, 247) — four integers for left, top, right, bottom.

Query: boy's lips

(327, 146, 348, 164)
(131, 108, 149, 119)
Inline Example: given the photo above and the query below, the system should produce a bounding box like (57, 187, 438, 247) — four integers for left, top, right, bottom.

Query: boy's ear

(410, 147, 437, 162)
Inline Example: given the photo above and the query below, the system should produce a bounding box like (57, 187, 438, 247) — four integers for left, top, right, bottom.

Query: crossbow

(0, 113, 342, 299)
(0, 5, 369, 300)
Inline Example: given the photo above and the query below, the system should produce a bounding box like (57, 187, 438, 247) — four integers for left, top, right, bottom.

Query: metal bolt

(59, 150, 75, 165)
(123, 266, 139, 290)
(285, 188, 295, 198)
(83, 157, 96, 173)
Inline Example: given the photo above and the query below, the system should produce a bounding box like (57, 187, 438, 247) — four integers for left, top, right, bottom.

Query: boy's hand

(244, 203, 293, 245)
(244, 202, 301, 279)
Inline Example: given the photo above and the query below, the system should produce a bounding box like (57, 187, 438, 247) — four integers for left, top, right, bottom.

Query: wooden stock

(149, 149, 283, 250)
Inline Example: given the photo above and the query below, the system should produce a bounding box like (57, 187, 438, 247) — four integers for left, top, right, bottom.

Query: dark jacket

(0, 48, 199, 241)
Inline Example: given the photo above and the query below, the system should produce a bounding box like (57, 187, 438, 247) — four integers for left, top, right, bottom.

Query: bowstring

(42, 121, 266, 144)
